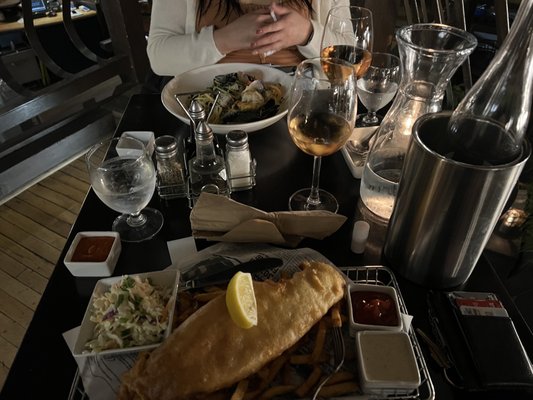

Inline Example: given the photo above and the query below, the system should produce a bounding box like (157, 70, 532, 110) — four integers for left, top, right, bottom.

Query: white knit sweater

(147, 0, 349, 76)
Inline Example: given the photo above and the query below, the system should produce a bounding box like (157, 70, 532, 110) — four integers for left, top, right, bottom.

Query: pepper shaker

(154, 135, 187, 199)
(226, 130, 256, 191)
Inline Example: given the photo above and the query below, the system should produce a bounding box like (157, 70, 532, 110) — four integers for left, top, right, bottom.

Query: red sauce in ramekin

(351, 290, 399, 326)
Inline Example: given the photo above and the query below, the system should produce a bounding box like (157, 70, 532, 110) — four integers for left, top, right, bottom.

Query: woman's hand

(213, 10, 273, 54)
(251, 2, 313, 57)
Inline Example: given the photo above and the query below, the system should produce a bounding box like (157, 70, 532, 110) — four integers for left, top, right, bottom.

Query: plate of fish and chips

(161, 63, 293, 134)
(116, 263, 432, 400)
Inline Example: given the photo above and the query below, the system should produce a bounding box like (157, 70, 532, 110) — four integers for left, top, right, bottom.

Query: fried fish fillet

(118, 261, 345, 400)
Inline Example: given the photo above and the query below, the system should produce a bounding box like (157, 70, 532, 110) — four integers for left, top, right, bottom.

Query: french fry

(282, 363, 294, 385)
(317, 381, 359, 397)
(330, 302, 343, 328)
(311, 319, 327, 363)
(295, 366, 322, 398)
(230, 379, 249, 400)
(256, 366, 270, 380)
(204, 285, 225, 292)
(280, 270, 292, 280)
(194, 291, 224, 302)
(243, 389, 262, 400)
(290, 354, 313, 365)
(259, 385, 296, 399)
(264, 353, 290, 384)
(324, 371, 355, 385)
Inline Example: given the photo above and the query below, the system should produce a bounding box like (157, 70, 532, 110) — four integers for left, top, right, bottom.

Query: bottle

(226, 130, 255, 191)
(188, 120, 230, 204)
(359, 23, 477, 220)
(445, 1, 533, 166)
(154, 135, 187, 199)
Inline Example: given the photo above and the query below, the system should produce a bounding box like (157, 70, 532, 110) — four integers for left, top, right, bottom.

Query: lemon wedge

(226, 271, 258, 329)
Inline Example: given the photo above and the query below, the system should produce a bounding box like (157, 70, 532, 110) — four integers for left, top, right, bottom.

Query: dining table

(1, 92, 532, 400)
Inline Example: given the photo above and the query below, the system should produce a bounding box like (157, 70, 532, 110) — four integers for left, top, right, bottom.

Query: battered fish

(118, 261, 345, 400)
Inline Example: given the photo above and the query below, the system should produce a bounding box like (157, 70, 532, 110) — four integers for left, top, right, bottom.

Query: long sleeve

(147, 0, 350, 77)
(147, 0, 226, 77)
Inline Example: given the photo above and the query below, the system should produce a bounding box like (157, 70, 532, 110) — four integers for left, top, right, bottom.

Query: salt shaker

(226, 130, 255, 191)
(154, 135, 187, 199)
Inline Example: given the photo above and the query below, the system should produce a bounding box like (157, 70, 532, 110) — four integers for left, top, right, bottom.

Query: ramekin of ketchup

(347, 284, 402, 334)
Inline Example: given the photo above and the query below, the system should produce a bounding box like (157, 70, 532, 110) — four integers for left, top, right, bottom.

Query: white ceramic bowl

(73, 269, 180, 358)
(64, 231, 121, 277)
(161, 63, 293, 134)
(346, 282, 402, 336)
(356, 330, 421, 396)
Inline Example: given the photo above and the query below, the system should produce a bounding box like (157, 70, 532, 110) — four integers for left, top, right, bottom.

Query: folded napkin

(190, 192, 347, 247)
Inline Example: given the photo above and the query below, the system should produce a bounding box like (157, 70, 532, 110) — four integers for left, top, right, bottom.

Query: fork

(311, 326, 345, 400)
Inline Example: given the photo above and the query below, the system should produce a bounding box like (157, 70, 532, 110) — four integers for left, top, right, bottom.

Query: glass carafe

(360, 24, 477, 220)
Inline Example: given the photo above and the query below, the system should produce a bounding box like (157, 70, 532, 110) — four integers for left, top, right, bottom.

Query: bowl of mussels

(161, 63, 293, 134)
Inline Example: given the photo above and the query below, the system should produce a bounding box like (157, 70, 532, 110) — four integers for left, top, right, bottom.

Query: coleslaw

(84, 275, 172, 352)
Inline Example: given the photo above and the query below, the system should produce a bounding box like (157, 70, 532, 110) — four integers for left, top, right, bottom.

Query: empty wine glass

(287, 58, 357, 212)
(356, 52, 400, 127)
(321, 5, 373, 79)
(86, 137, 164, 242)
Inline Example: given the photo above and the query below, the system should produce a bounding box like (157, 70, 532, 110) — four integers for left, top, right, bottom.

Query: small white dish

(117, 131, 155, 157)
(341, 126, 378, 179)
(346, 282, 402, 336)
(64, 232, 121, 277)
(356, 330, 421, 395)
(73, 269, 180, 358)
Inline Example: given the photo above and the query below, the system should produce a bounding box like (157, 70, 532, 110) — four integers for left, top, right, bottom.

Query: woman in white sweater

(147, 0, 348, 77)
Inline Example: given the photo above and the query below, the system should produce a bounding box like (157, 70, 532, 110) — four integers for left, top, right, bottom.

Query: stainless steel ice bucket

(384, 112, 530, 289)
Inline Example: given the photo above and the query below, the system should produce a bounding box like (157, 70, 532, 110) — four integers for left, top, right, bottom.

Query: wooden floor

(0, 156, 90, 391)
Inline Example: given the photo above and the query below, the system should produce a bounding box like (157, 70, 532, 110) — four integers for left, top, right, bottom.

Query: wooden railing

(0, 0, 150, 203)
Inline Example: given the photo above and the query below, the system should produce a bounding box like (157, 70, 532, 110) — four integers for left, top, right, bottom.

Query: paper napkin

(190, 192, 347, 247)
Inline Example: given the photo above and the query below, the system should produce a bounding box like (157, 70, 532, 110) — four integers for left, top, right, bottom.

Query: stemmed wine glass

(320, 5, 373, 79)
(287, 58, 357, 212)
(356, 52, 400, 127)
(86, 137, 164, 242)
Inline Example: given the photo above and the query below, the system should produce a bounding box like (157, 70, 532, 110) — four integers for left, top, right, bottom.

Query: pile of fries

(175, 285, 360, 399)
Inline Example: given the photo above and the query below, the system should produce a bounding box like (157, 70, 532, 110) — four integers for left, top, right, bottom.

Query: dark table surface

(1, 93, 532, 400)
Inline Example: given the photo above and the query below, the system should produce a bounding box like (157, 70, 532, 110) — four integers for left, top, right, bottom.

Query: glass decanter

(359, 23, 477, 220)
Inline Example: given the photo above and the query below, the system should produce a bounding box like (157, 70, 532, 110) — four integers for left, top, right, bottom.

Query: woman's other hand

(213, 9, 273, 54)
(251, 2, 313, 57)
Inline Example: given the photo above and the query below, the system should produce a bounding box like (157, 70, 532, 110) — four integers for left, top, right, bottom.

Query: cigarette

(270, 9, 278, 21)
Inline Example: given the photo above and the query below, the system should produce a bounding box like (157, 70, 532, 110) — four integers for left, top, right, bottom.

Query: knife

(180, 257, 283, 291)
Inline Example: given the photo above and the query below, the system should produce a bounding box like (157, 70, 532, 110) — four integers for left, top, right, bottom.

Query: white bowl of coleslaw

(73, 269, 180, 357)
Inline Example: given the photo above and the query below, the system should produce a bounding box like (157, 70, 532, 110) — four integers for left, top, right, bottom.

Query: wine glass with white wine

(356, 52, 400, 127)
(320, 5, 373, 79)
(86, 137, 164, 242)
(287, 58, 357, 212)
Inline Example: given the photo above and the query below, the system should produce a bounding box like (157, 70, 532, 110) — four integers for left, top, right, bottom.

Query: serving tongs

(174, 91, 221, 125)
(173, 89, 211, 98)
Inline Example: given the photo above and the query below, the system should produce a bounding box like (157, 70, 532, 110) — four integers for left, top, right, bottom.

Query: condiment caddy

(169, 95, 257, 207)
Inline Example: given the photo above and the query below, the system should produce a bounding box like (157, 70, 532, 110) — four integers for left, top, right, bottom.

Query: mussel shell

(222, 99, 279, 124)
